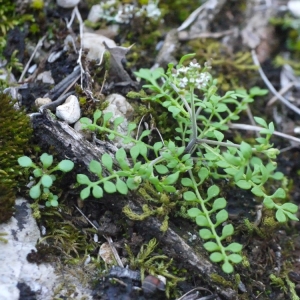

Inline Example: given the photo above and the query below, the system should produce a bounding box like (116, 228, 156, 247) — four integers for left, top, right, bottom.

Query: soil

(3, 0, 300, 299)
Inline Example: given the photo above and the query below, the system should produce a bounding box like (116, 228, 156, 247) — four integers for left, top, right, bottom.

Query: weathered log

(31, 110, 237, 299)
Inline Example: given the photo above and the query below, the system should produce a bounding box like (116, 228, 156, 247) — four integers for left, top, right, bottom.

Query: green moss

(125, 238, 185, 298)
(0, 92, 33, 222)
(0, 0, 35, 57)
(210, 273, 234, 288)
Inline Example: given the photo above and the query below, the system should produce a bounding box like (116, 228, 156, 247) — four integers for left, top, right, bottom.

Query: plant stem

(184, 87, 199, 153)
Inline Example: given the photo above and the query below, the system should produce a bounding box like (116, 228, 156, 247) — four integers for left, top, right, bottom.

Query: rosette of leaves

(18, 153, 74, 207)
(0, 92, 33, 222)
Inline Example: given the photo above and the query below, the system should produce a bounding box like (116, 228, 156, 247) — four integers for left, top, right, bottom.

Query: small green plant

(18, 153, 74, 207)
(76, 54, 298, 273)
(125, 238, 185, 297)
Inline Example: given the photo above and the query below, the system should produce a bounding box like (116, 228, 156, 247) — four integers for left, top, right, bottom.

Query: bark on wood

(31, 110, 238, 299)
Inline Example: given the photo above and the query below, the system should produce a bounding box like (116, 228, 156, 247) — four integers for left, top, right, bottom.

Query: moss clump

(0, 185, 16, 223)
(0, 92, 33, 223)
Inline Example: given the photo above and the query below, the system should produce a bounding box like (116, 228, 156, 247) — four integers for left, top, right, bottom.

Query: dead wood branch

(31, 110, 238, 299)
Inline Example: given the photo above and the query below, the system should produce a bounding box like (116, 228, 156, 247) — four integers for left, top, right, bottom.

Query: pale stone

(56, 0, 80, 8)
(28, 64, 37, 74)
(82, 32, 116, 61)
(103, 93, 134, 149)
(36, 71, 55, 84)
(0, 198, 95, 299)
(0, 198, 58, 300)
(288, 0, 300, 17)
(56, 95, 81, 124)
(48, 50, 64, 63)
(35, 97, 52, 108)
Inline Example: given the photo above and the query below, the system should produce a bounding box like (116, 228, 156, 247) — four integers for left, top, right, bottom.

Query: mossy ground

(2, 1, 300, 299)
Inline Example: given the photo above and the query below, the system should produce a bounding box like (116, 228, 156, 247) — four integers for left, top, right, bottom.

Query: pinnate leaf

(281, 202, 298, 213)
(89, 160, 102, 176)
(116, 148, 130, 170)
(212, 198, 226, 211)
(184, 191, 197, 201)
(221, 224, 234, 238)
(102, 153, 113, 172)
(93, 110, 102, 122)
(162, 171, 179, 185)
(77, 174, 91, 185)
(127, 123, 137, 133)
(181, 177, 193, 187)
(199, 228, 213, 239)
(263, 197, 274, 209)
(108, 133, 115, 140)
(198, 167, 209, 183)
(58, 160, 74, 172)
(153, 142, 163, 155)
(154, 164, 169, 174)
(163, 185, 176, 192)
(187, 207, 201, 218)
(283, 211, 299, 221)
(126, 177, 140, 190)
(103, 181, 116, 193)
(254, 116, 267, 128)
(228, 254, 242, 264)
(210, 252, 224, 262)
(272, 188, 286, 199)
(116, 178, 128, 195)
(225, 242, 243, 252)
(240, 141, 252, 159)
(215, 209, 228, 224)
(251, 186, 264, 197)
(214, 130, 224, 141)
(113, 116, 124, 128)
(207, 185, 220, 199)
(276, 209, 286, 222)
(139, 130, 151, 140)
(92, 185, 103, 198)
(103, 112, 113, 124)
(168, 105, 181, 116)
(130, 145, 140, 162)
(196, 215, 209, 227)
(222, 261, 234, 274)
(236, 180, 251, 190)
(80, 186, 91, 200)
(204, 241, 219, 252)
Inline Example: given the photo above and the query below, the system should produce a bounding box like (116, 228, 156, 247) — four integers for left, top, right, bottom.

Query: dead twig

(18, 35, 47, 83)
(267, 81, 295, 106)
(251, 49, 300, 116)
(74, 205, 124, 268)
(229, 123, 300, 145)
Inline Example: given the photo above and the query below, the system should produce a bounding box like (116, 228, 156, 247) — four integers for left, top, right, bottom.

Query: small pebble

(56, 95, 81, 124)
(35, 97, 52, 108)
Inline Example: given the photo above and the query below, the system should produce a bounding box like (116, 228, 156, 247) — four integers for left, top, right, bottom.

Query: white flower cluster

(172, 59, 211, 90)
(98, 0, 161, 24)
